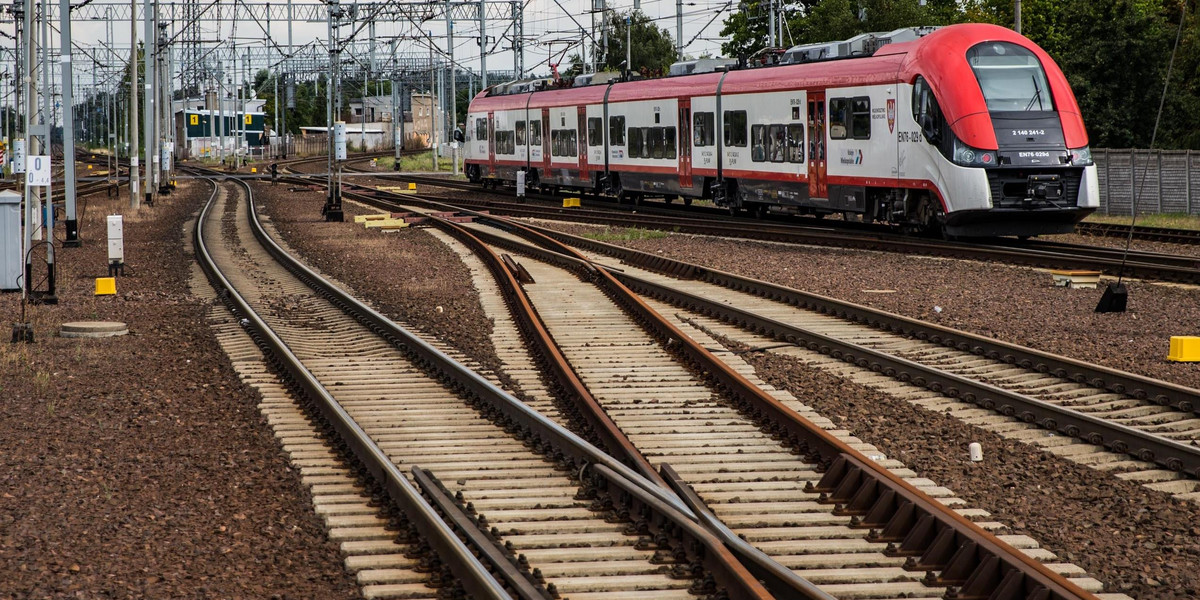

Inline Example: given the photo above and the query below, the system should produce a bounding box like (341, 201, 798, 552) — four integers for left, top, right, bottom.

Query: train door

(541, 109, 551, 181)
(577, 107, 589, 182)
(678, 100, 692, 189)
(807, 94, 826, 199)
(487, 112, 495, 166)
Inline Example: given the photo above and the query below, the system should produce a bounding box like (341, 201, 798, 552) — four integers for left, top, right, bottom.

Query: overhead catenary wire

(1114, 2, 1187, 286)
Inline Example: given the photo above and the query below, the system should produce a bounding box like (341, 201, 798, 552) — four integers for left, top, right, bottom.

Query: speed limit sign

(26, 155, 50, 187)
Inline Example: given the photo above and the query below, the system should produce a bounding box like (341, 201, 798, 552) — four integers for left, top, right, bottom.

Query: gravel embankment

(536, 222, 1200, 390)
(0, 183, 359, 598)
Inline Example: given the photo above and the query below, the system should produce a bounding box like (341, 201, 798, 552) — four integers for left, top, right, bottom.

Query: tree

(561, 10, 678, 79)
(602, 10, 678, 75)
(716, 0, 1200, 149)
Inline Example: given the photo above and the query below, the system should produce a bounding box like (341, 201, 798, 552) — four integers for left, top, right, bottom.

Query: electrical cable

(1114, 2, 1186, 286)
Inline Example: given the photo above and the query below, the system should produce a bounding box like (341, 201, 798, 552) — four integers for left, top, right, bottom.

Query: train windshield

(966, 42, 1054, 112)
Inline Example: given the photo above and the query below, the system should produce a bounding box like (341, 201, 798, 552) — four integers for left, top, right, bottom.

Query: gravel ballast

(0, 183, 358, 598)
(254, 181, 503, 374)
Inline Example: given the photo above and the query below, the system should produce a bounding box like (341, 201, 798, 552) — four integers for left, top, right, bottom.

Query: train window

(724, 110, 747, 147)
(751, 125, 767, 162)
(664, 127, 677, 158)
(475, 118, 488, 141)
(609, 116, 626, 146)
(768, 125, 786, 163)
(851, 97, 871, 139)
(588, 117, 603, 147)
(529, 120, 542, 145)
(516, 121, 527, 145)
(693, 112, 715, 146)
(551, 130, 577, 156)
(628, 127, 643, 158)
(967, 42, 1054, 112)
(828, 99, 850, 139)
(912, 76, 944, 143)
(649, 128, 664, 159)
(787, 125, 804, 163)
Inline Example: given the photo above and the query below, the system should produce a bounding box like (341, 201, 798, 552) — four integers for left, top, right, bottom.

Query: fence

(1094, 148, 1200, 216)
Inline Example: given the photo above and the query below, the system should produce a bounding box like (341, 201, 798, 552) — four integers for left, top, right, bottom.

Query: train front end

(909, 25, 1098, 238)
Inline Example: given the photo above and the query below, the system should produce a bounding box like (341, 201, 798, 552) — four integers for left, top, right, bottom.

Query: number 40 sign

(26, 155, 50, 187)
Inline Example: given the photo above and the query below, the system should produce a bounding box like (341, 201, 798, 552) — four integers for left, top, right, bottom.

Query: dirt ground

(0, 182, 359, 599)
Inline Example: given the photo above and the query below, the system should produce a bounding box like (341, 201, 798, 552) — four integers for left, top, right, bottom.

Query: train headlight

(952, 138, 996, 167)
(1069, 146, 1093, 166)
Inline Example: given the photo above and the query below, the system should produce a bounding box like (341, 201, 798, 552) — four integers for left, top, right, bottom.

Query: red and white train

(464, 23, 1098, 237)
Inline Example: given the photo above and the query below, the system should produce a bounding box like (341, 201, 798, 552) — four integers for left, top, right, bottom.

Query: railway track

(256, 164, 1135, 599)
(348, 169, 1200, 284)
(193, 173, 779, 600)
(1075, 221, 1200, 246)
(275, 164, 1200, 499)
(475, 222, 1200, 502)
(316, 172, 1200, 496)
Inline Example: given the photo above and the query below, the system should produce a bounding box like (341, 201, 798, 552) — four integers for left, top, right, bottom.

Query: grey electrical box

(0, 190, 21, 291)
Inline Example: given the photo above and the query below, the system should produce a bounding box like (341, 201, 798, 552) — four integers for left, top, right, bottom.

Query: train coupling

(1025, 174, 1063, 204)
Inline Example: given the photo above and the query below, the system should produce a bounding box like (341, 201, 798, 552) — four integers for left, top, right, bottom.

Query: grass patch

(582, 227, 670, 242)
(1084, 212, 1200, 230)
(376, 151, 463, 175)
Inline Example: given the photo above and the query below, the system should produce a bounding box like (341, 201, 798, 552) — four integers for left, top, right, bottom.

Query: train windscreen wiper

(1025, 75, 1045, 111)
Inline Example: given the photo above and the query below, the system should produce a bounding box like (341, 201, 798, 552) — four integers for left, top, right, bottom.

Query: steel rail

(191, 177, 516, 600)
(330, 177, 1200, 474)
(513, 223, 1200, 421)
(228, 173, 779, 600)
(466, 212, 1200, 479)
(414, 208, 827, 600)
(411, 468, 552, 599)
(610, 263, 1200, 478)
(453, 212, 1100, 600)
(263, 159, 829, 599)
(1076, 221, 1200, 246)
(302, 166, 1098, 600)
(334, 169, 1200, 282)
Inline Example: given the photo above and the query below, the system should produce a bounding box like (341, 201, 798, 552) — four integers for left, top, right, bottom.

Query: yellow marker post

(95, 278, 116, 296)
(87, 165, 93, 170)
(408, 183, 417, 190)
(563, 197, 581, 208)
(251, 167, 257, 173)
(1167, 336, 1200, 362)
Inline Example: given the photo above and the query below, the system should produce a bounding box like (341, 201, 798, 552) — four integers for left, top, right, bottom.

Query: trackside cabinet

(107, 215, 125, 276)
(0, 190, 20, 291)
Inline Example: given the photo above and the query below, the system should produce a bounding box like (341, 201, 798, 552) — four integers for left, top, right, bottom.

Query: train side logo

(887, 99, 896, 134)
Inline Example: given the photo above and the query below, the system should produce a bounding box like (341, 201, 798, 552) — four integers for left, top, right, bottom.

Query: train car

(464, 23, 1098, 237)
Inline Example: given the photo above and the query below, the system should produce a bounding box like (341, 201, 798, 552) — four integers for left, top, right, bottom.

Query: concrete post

(60, 0, 79, 246)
